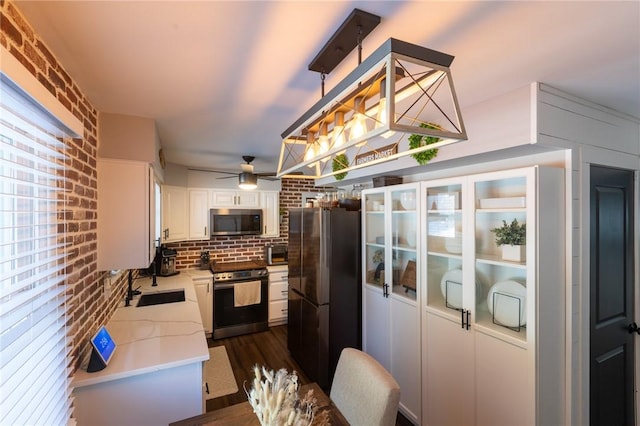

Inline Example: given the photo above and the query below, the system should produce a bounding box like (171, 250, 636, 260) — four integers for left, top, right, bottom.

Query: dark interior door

(590, 165, 635, 426)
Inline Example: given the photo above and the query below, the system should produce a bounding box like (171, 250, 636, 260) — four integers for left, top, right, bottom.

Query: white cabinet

(193, 275, 213, 336)
(260, 191, 280, 237)
(362, 183, 421, 424)
(162, 185, 188, 242)
(163, 187, 278, 242)
(98, 159, 155, 270)
(210, 190, 259, 208)
(188, 189, 209, 240)
(267, 264, 288, 325)
(421, 166, 565, 426)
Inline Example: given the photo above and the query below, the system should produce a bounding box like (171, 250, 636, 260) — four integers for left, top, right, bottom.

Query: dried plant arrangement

(244, 365, 330, 426)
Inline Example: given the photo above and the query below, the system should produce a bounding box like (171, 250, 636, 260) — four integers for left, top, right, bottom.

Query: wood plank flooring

(206, 325, 413, 425)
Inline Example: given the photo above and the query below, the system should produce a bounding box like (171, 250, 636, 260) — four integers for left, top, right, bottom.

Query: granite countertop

(73, 270, 211, 388)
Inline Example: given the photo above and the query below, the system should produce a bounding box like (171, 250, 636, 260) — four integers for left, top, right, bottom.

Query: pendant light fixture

(238, 172, 258, 190)
(277, 9, 467, 180)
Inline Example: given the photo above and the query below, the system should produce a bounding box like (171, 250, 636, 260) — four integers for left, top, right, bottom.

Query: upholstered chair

(330, 347, 401, 426)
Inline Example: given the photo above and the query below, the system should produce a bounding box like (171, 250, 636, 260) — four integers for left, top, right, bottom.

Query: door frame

(579, 146, 640, 425)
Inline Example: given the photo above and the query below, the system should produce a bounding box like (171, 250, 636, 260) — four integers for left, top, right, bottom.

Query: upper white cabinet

(260, 191, 280, 237)
(160, 187, 279, 242)
(98, 159, 155, 271)
(209, 190, 259, 208)
(188, 189, 209, 240)
(161, 185, 188, 242)
(422, 166, 565, 426)
(362, 183, 421, 424)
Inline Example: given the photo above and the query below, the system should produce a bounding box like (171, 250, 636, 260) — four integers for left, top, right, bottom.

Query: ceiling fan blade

(215, 175, 237, 180)
(188, 167, 236, 175)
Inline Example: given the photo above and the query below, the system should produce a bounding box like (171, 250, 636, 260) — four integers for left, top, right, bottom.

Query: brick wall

(1, 0, 126, 373)
(167, 178, 334, 268)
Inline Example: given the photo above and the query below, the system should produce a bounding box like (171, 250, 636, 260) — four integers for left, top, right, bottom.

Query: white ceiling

(14, 1, 640, 175)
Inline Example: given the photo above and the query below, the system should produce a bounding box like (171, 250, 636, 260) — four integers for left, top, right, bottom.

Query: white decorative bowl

(444, 231, 462, 254)
(400, 192, 416, 210)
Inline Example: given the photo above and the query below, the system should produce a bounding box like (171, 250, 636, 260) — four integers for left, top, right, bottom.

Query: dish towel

(234, 281, 261, 307)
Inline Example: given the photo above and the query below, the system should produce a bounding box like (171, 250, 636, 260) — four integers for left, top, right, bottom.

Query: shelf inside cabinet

(476, 208, 526, 214)
(474, 309, 527, 347)
(475, 255, 526, 269)
(427, 251, 462, 260)
(394, 244, 416, 252)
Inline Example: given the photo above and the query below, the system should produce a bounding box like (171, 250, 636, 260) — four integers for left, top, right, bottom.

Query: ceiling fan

(188, 156, 278, 189)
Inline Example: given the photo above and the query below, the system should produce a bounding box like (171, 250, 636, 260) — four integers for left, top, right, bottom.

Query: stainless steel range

(211, 260, 269, 339)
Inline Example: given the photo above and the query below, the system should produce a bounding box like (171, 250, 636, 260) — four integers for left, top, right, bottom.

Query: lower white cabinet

(267, 265, 288, 325)
(193, 275, 213, 336)
(363, 285, 421, 424)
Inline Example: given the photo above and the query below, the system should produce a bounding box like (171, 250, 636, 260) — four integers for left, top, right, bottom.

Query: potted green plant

(491, 219, 526, 262)
(332, 153, 349, 181)
(408, 122, 441, 165)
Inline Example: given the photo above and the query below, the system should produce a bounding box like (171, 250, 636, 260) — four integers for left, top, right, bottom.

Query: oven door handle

(214, 280, 263, 290)
(213, 283, 236, 290)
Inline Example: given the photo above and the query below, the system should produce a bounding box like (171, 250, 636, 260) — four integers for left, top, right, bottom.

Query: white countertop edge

(73, 271, 211, 388)
(73, 352, 210, 388)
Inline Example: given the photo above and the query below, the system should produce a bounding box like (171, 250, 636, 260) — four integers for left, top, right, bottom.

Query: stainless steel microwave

(210, 209, 262, 236)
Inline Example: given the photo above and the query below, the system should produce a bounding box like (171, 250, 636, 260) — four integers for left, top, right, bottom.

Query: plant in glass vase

(491, 219, 526, 262)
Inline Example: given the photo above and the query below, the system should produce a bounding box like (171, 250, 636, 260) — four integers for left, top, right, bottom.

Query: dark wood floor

(206, 325, 413, 425)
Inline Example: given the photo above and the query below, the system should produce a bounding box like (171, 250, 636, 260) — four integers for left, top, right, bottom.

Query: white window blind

(0, 76, 73, 425)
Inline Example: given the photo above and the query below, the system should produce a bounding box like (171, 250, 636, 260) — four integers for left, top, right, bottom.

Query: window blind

(0, 79, 72, 425)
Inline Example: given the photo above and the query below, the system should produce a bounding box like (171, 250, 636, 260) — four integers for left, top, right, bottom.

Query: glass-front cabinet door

(363, 184, 418, 302)
(362, 182, 421, 424)
(389, 186, 418, 301)
(472, 170, 530, 344)
(424, 179, 464, 314)
(363, 190, 386, 289)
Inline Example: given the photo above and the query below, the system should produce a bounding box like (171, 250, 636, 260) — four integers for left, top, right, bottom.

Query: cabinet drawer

(269, 282, 288, 301)
(268, 268, 288, 282)
(269, 299, 288, 322)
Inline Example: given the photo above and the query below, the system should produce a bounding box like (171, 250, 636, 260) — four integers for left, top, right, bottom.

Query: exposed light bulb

(317, 123, 330, 163)
(304, 131, 317, 168)
(332, 111, 346, 154)
(349, 96, 368, 146)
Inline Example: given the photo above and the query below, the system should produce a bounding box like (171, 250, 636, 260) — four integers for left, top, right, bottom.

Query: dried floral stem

(244, 365, 329, 426)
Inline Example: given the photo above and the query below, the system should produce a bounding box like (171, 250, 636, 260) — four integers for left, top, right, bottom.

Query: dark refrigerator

(287, 207, 361, 389)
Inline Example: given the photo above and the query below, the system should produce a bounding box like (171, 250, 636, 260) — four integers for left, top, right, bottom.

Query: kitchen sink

(137, 289, 185, 307)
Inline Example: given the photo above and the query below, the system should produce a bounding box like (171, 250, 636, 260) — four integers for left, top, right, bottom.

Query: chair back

(330, 348, 400, 426)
